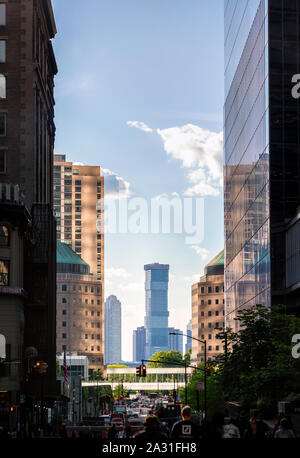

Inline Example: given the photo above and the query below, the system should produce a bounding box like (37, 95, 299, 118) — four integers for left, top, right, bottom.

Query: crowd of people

(131, 406, 298, 440)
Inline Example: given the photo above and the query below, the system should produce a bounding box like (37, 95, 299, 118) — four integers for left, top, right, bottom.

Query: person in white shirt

(222, 417, 241, 439)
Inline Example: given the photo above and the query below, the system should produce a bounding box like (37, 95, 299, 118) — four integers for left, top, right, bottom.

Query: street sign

(196, 382, 204, 391)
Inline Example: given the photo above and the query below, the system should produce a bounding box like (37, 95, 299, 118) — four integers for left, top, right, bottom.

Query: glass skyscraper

(224, 0, 300, 330)
(144, 263, 169, 360)
(104, 295, 122, 364)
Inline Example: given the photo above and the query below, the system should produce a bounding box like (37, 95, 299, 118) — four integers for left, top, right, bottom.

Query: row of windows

(199, 322, 224, 330)
(200, 300, 225, 306)
(200, 310, 225, 317)
(200, 285, 224, 294)
(61, 333, 101, 341)
(60, 284, 101, 293)
(62, 297, 101, 306)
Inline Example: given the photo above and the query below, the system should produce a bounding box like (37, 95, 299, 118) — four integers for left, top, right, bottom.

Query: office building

(191, 251, 225, 364)
(144, 263, 169, 360)
(168, 328, 183, 354)
(104, 295, 122, 365)
(0, 0, 62, 431)
(56, 242, 104, 371)
(53, 154, 104, 282)
(185, 320, 192, 354)
(133, 326, 146, 363)
(224, 1, 300, 330)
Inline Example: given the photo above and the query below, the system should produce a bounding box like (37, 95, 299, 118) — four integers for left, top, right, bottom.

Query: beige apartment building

(56, 242, 104, 371)
(53, 154, 104, 281)
(53, 155, 104, 371)
(191, 251, 225, 365)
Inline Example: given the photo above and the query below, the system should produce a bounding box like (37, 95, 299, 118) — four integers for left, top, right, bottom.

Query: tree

(184, 348, 192, 366)
(148, 350, 184, 367)
(215, 304, 300, 412)
(179, 365, 224, 419)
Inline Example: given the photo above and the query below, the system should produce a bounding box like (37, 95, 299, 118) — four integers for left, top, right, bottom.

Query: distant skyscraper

(144, 263, 169, 360)
(133, 326, 146, 363)
(168, 328, 183, 354)
(185, 320, 192, 354)
(105, 295, 122, 364)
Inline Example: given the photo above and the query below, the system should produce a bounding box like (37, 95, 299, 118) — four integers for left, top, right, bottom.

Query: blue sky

(52, 0, 224, 361)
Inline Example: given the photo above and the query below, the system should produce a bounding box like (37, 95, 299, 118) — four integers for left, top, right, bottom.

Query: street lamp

(169, 332, 207, 421)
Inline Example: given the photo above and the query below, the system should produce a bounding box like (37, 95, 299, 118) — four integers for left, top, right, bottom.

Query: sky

(52, 0, 224, 361)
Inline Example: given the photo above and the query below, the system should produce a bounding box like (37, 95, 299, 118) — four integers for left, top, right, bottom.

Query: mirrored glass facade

(144, 263, 169, 359)
(225, 0, 300, 327)
(224, 0, 270, 331)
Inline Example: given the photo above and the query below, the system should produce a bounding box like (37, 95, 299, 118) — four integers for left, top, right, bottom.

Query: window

(216, 346, 219, 351)
(62, 284, 67, 292)
(201, 300, 205, 306)
(201, 323, 204, 328)
(0, 259, 9, 286)
(0, 40, 5, 62)
(0, 74, 6, 99)
(208, 346, 212, 351)
(0, 225, 9, 246)
(97, 346, 100, 351)
(75, 180, 81, 185)
(62, 322, 67, 327)
(85, 334, 88, 339)
(208, 300, 211, 305)
(215, 311, 219, 316)
(62, 345, 66, 351)
(208, 311, 212, 316)
(62, 310, 67, 315)
(0, 113, 6, 136)
(215, 322, 219, 328)
(91, 346, 94, 351)
(208, 287, 212, 293)
(0, 5, 6, 26)
(208, 334, 212, 340)
(208, 323, 212, 328)
(91, 334, 94, 340)
(201, 312, 204, 317)
(62, 298, 67, 303)
(62, 333, 67, 339)
(201, 287, 205, 294)
(215, 299, 219, 305)
(215, 286, 219, 293)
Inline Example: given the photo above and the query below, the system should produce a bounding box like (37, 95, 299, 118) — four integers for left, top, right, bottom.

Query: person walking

(170, 406, 202, 440)
(222, 417, 240, 439)
(134, 415, 168, 441)
(274, 418, 296, 439)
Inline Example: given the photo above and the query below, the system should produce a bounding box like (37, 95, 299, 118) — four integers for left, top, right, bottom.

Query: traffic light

(141, 365, 147, 377)
(33, 361, 48, 375)
(136, 365, 142, 377)
(205, 366, 211, 377)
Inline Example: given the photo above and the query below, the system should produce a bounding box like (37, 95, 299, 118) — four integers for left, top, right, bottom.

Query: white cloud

(127, 121, 153, 133)
(157, 124, 223, 197)
(102, 168, 132, 200)
(119, 282, 144, 293)
(153, 192, 179, 201)
(184, 183, 220, 197)
(191, 246, 209, 261)
(184, 274, 202, 284)
(106, 268, 131, 280)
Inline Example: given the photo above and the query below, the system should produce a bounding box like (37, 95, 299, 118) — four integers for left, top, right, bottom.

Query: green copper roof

(57, 242, 89, 266)
(205, 250, 224, 276)
(57, 242, 90, 275)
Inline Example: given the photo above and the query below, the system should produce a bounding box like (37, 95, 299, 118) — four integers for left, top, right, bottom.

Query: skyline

(52, 0, 224, 360)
